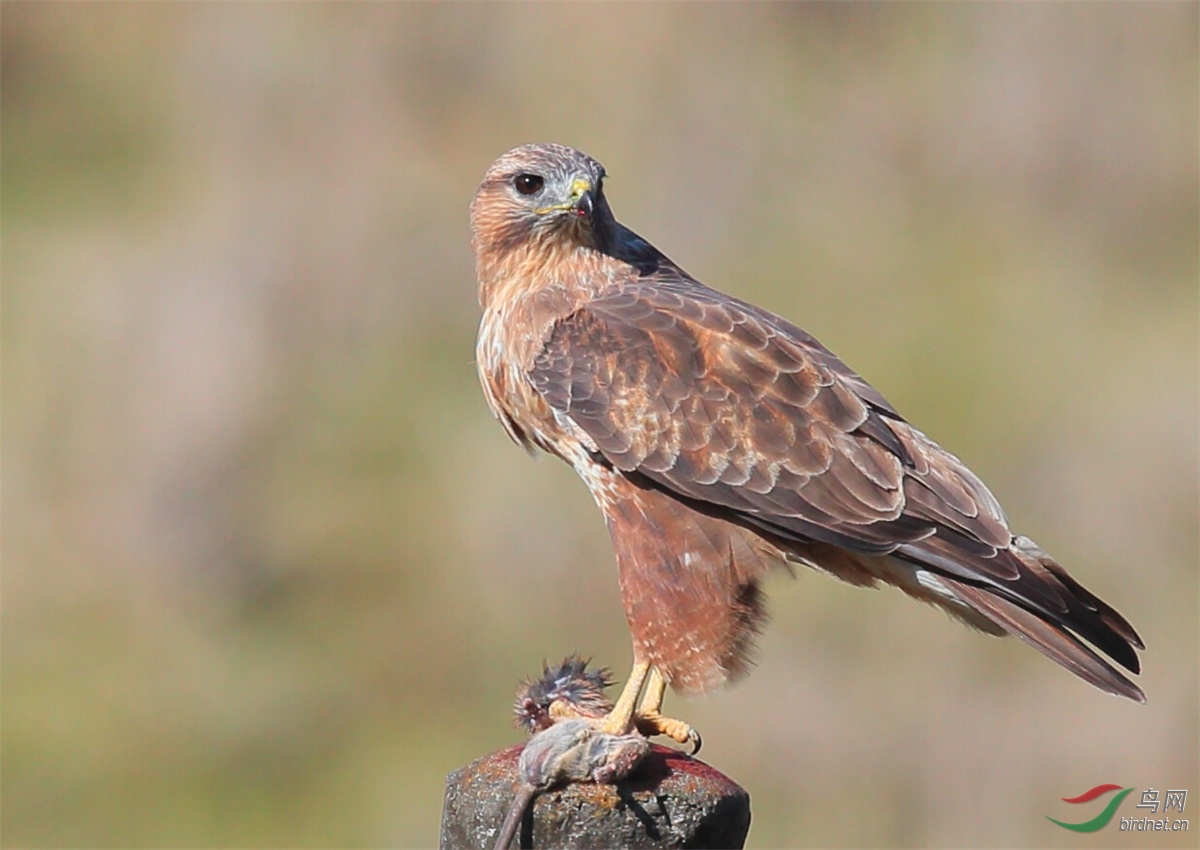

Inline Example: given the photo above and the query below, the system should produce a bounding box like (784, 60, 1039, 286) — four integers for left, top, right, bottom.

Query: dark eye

(514, 173, 544, 195)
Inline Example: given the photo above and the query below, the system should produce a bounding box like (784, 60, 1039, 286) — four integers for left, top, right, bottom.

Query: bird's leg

(634, 666, 702, 754)
(598, 658, 651, 736)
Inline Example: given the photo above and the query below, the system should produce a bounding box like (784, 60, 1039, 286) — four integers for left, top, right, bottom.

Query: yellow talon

(598, 659, 650, 736)
(597, 662, 702, 752)
(633, 667, 702, 754)
(634, 710, 702, 753)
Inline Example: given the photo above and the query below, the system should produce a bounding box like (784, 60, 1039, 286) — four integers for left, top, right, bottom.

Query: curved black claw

(688, 728, 702, 756)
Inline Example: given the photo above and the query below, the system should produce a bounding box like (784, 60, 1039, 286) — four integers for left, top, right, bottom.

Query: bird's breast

(476, 290, 585, 460)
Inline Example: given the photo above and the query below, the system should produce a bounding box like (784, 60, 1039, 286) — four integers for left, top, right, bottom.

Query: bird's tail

(933, 536, 1145, 702)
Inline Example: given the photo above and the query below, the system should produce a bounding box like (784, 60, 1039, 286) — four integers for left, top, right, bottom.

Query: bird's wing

(530, 275, 1007, 557)
(529, 274, 1143, 693)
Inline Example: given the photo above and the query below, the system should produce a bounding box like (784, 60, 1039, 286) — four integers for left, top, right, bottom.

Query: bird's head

(470, 143, 615, 265)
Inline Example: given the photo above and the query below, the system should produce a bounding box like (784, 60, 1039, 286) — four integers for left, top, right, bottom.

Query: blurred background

(3, 4, 1196, 848)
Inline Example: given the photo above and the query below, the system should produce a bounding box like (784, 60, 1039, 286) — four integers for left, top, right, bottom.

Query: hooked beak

(534, 177, 596, 218)
(567, 177, 595, 219)
(573, 188, 595, 218)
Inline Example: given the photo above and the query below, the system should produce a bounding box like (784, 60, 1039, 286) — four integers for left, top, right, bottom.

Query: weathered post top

(441, 742, 750, 849)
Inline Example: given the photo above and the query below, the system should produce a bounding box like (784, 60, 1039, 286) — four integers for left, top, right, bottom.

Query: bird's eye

(514, 173, 544, 195)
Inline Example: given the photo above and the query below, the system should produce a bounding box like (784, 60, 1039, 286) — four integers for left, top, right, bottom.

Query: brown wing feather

(531, 278, 1006, 556)
(529, 272, 1144, 693)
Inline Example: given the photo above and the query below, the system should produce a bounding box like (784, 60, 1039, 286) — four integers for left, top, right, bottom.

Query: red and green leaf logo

(1047, 784, 1134, 832)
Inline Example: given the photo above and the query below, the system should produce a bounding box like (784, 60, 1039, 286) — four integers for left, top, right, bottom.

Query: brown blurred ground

(2, 4, 1196, 848)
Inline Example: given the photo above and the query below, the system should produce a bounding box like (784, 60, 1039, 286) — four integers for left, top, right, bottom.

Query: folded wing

(529, 274, 1144, 701)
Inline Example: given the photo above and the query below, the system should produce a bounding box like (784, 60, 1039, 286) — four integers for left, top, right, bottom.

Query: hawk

(471, 143, 1144, 746)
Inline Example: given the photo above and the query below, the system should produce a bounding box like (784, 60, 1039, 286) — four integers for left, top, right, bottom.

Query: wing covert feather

(530, 279, 1004, 554)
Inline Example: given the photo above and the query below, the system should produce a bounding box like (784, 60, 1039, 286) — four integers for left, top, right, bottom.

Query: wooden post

(441, 743, 750, 849)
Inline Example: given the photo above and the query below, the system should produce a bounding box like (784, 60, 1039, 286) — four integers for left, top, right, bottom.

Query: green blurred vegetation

(3, 4, 1196, 848)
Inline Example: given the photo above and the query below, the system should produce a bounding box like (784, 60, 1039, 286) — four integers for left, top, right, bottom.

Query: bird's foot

(597, 706, 637, 737)
(595, 659, 651, 737)
(634, 709, 702, 754)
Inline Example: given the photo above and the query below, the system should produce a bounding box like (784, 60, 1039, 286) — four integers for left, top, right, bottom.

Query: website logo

(1047, 784, 1134, 832)
(1047, 784, 1189, 833)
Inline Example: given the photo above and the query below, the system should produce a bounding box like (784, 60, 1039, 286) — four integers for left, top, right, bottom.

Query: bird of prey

(471, 143, 1144, 746)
